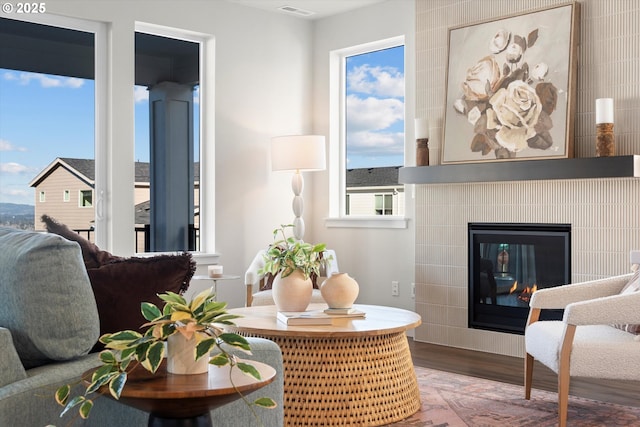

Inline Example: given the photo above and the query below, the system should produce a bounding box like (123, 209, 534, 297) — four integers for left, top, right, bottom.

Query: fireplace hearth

(468, 223, 571, 334)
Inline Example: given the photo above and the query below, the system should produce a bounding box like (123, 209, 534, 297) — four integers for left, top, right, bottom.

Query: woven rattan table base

(243, 331, 420, 426)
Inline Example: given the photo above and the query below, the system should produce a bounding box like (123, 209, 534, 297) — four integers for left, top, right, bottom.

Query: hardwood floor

(409, 339, 640, 407)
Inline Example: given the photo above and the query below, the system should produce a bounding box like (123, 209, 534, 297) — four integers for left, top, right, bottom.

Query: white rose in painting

(489, 29, 510, 54)
(462, 56, 502, 101)
(531, 62, 549, 80)
(490, 80, 542, 152)
(505, 43, 523, 63)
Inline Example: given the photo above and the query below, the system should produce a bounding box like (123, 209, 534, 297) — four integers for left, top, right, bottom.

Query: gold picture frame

(441, 3, 580, 165)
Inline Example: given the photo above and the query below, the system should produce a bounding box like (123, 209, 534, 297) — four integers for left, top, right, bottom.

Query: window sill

(325, 216, 409, 229)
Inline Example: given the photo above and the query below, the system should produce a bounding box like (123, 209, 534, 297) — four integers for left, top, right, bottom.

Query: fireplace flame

(508, 282, 538, 302)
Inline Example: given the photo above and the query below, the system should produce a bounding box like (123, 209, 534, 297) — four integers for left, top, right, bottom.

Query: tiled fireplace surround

(414, 0, 640, 357)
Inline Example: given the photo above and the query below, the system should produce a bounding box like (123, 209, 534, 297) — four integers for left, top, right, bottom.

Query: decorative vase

(166, 333, 210, 375)
(272, 269, 313, 312)
(320, 272, 359, 309)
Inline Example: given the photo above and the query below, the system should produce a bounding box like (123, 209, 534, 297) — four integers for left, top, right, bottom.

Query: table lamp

(271, 135, 326, 240)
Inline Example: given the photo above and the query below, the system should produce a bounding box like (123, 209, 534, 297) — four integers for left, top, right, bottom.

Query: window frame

(326, 36, 408, 230)
(63, 190, 70, 202)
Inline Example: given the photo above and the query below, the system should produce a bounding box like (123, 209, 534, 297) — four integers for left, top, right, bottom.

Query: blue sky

(345, 45, 405, 169)
(0, 45, 404, 205)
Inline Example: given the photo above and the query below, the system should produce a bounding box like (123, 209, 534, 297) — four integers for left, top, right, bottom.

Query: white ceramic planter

(320, 272, 359, 309)
(272, 269, 313, 312)
(166, 333, 209, 375)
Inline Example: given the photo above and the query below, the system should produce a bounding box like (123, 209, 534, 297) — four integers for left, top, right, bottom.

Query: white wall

(312, 0, 417, 312)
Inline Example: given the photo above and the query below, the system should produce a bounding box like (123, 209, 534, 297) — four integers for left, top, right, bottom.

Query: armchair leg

(557, 324, 576, 427)
(524, 353, 534, 400)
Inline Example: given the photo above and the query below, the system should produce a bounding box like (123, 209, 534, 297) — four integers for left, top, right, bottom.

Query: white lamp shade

(271, 135, 326, 171)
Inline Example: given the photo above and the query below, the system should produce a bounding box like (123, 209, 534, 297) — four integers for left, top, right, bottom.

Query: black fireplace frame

(468, 223, 571, 334)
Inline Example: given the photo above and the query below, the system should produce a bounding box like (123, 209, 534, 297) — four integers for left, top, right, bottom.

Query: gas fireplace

(468, 223, 571, 334)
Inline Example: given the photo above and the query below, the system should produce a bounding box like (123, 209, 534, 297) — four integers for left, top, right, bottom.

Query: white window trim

(326, 36, 408, 230)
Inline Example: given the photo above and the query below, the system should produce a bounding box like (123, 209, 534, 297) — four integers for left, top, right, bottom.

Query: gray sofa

(0, 227, 284, 426)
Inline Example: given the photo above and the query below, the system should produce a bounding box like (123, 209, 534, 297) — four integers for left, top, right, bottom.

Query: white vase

(272, 269, 313, 312)
(166, 333, 209, 375)
(321, 272, 359, 309)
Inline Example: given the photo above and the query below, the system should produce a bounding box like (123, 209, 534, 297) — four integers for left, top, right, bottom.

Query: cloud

(134, 86, 149, 103)
(4, 71, 84, 89)
(347, 64, 404, 98)
(0, 162, 31, 174)
(347, 130, 404, 157)
(346, 95, 404, 132)
(0, 139, 28, 152)
(0, 188, 31, 198)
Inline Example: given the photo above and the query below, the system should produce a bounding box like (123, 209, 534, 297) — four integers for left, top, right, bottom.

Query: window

(375, 194, 393, 215)
(134, 26, 201, 253)
(0, 15, 100, 238)
(79, 190, 92, 207)
(328, 36, 408, 228)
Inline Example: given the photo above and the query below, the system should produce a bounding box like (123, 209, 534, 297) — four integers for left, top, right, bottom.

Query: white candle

(208, 265, 223, 278)
(596, 98, 614, 124)
(415, 118, 429, 139)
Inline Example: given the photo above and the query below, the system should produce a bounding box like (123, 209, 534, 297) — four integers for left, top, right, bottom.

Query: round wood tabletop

(84, 359, 276, 419)
(226, 303, 421, 337)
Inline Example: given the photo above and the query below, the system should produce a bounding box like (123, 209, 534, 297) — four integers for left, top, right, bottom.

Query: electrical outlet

(411, 283, 415, 299)
(391, 281, 399, 296)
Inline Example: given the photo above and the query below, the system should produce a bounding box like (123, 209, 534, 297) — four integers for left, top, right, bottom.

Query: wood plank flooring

(409, 340, 640, 407)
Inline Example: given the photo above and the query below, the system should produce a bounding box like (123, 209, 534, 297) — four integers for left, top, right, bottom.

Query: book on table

(277, 309, 365, 326)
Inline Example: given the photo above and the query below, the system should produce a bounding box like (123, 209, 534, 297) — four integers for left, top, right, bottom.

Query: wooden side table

(226, 304, 421, 426)
(84, 359, 275, 427)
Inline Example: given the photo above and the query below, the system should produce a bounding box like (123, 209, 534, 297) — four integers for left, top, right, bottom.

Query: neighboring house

(29, 157, 200, 250)
(346, 166, 404, 216)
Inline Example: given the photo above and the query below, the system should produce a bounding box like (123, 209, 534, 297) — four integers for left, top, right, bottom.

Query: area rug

(390, 366, 640, 426)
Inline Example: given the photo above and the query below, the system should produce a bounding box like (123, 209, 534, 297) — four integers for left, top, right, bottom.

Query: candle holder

(417, 138, 429, 166)
(595, 98, 615, 157)
(596, 123, 615, 157)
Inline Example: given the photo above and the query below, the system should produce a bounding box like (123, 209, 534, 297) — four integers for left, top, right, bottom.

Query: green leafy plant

(54, 287, 276, 421)
(259, 224, 328, 279)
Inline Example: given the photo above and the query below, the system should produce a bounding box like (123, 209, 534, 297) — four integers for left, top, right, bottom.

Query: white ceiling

(224, 0, 387, 20)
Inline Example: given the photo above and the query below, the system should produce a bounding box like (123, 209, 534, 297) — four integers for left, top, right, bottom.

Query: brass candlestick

(596, 122, 615, 157)
(417, 138, 429, 166)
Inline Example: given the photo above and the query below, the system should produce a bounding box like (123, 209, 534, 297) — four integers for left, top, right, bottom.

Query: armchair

(524, 250, 640, 427)
(244, 249, 339, 306)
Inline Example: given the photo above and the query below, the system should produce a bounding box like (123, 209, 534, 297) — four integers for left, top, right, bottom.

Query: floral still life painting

(442, 3, 580, 164)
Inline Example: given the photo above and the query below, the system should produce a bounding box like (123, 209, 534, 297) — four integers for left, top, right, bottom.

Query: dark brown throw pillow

(41, 214, 118, 269)
(88, 253, 196, 350)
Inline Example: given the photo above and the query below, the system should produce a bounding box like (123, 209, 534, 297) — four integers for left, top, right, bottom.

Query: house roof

(346, 166, 401, 188)
(29, 157, 199, 187)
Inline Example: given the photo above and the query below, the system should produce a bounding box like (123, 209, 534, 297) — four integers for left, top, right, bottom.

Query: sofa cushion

(40, 214, 118, 269)
(613, 269, 640, 334)
(0, 327, 27, 387)
(88, 253, 195, 349)
(0, 227, 100, 368)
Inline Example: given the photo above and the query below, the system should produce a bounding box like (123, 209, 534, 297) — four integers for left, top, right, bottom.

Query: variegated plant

(54, 287, 276, 421)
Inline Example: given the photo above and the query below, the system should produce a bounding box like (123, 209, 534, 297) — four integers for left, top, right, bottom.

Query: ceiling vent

(277, 5, 316, 17)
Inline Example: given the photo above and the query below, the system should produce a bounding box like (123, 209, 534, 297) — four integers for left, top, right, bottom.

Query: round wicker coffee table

(226, 304, 421, 426)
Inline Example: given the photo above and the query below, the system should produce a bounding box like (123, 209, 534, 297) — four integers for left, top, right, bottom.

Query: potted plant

(55, 287, 276, 420)
(259, 224, 329, 312)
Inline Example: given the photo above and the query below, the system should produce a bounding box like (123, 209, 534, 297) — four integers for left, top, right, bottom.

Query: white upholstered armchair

(524, 250, 640, 427)
(244, 249, 339, 306)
